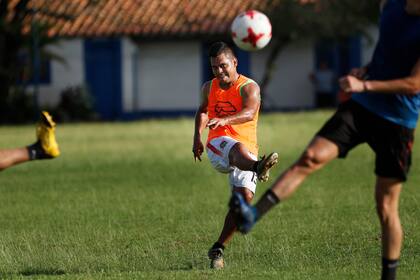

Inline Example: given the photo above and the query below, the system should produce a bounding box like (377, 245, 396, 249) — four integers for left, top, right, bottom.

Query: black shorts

(317, 100, 415, 181)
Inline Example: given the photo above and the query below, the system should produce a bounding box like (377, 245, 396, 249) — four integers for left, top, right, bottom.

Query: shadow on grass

(168, 263, 195, 271)
(167, 259, 210, 271)
(19, 268, 66, 276)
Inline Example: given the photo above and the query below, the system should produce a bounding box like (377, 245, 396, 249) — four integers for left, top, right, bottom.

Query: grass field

(0, 111, 419, 279)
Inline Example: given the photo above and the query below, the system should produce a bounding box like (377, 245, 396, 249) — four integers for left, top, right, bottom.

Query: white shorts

(206, 136, 258, 193)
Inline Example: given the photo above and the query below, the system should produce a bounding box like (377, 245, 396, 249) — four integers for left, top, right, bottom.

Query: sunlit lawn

(0, 111, 419, 279)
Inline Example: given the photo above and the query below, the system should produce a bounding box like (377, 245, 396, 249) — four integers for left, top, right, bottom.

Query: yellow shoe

(36, 111, 60, 158)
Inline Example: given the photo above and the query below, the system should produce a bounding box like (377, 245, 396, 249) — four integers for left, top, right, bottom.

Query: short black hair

(208, 42, 236, 58)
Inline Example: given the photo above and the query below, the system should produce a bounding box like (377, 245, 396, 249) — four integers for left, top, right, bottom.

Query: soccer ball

(231, 10, 272, 51)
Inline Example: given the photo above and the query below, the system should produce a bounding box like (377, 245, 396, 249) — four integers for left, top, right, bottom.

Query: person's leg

(267, 136, 339, 200)
(208, 157, 259, 270)
(0, 148, 30, 171)
(375, 176, 403, 280)
(229, 142, 278, 182)
(230, 136, 339, 233)
(218, 187, 253, 245)
(208, 187, 254, 269)
(0, 111, 60, 172)
(229, 142, 257, 170)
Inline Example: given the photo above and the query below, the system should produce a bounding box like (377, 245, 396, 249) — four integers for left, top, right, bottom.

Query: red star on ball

(242, 27, 264, 47)
(243, 10, 256, 19)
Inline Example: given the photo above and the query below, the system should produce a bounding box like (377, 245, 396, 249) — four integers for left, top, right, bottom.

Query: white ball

(231, 10, 272, 51)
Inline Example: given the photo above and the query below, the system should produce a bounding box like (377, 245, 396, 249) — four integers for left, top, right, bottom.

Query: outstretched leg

(375, 176, 403, 280)
(0, 111, 60, 172)
(0, 148, 30, 171)
(230, 136, 339, 233)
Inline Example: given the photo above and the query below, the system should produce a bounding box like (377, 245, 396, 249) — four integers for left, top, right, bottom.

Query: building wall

(361, 26, 380, 65)
(35, 39, 84, 107)
(124, 40, 201, 112)
(251, 41, 315, 109)
(121, 38, 137, 112)
(121, 39, 314, 114)
(34, 29, 379, 116)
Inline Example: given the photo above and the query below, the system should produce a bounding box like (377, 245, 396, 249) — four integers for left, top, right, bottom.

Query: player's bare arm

(340, 58, 420, 95)
(193, 82, 210, 162)
(207, 82, 260, 129)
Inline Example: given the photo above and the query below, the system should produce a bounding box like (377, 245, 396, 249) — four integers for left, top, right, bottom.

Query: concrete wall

(251, 40, 314, 109)
(126, 40, 201, 112)
(361, 26, 380, 65)
(34, 39, 84, 107)
(121, 38, 137, 112)
(34, 28, 379, 115)
(122, 39, 315, 113)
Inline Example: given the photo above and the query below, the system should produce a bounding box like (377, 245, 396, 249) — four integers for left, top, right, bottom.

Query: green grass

(0, 111, 419, 279)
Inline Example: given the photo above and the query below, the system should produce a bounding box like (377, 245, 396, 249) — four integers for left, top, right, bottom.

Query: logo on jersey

(220, 141, 228, 149)
(215, 101, 237, 117)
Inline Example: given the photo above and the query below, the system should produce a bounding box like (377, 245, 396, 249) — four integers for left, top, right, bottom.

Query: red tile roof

(7, 0, 282, 38)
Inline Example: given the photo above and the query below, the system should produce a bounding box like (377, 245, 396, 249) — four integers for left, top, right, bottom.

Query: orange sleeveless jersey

(207, 75, 259, 155)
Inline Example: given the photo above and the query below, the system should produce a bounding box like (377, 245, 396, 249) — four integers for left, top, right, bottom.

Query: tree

(0, 0, 29, 120)
(0, 0, 88, 122)
(260, 0, 380, 108)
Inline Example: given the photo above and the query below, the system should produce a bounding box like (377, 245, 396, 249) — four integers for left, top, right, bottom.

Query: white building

(24, 1, 378, 120)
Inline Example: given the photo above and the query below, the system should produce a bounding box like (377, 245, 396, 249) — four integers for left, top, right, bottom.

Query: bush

(52, 85, 97, 122)
(0, 87, 37, 124)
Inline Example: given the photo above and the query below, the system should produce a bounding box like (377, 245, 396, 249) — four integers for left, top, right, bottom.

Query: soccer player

(0, 111, 60, 171)
(230, 1, 420, 279)
(192, 42, 278, 269)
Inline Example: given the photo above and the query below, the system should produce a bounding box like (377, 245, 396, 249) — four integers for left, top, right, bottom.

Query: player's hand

(207, 118, 227, 130)
(349, 67, 367, 79)
(192, 138, 204, 162)
(339, 75, 365, 93)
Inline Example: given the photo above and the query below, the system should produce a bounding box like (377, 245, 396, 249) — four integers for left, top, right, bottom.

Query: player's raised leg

(230, 136, 339, 233)
(0, 111, 60, 172)
(0, 148, 30, 171)
(229, 142, 278, 182)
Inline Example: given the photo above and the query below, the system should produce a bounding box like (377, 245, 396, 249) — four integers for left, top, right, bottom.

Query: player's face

(406, 0, 420, 15)
(210, 53, 238, 85)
